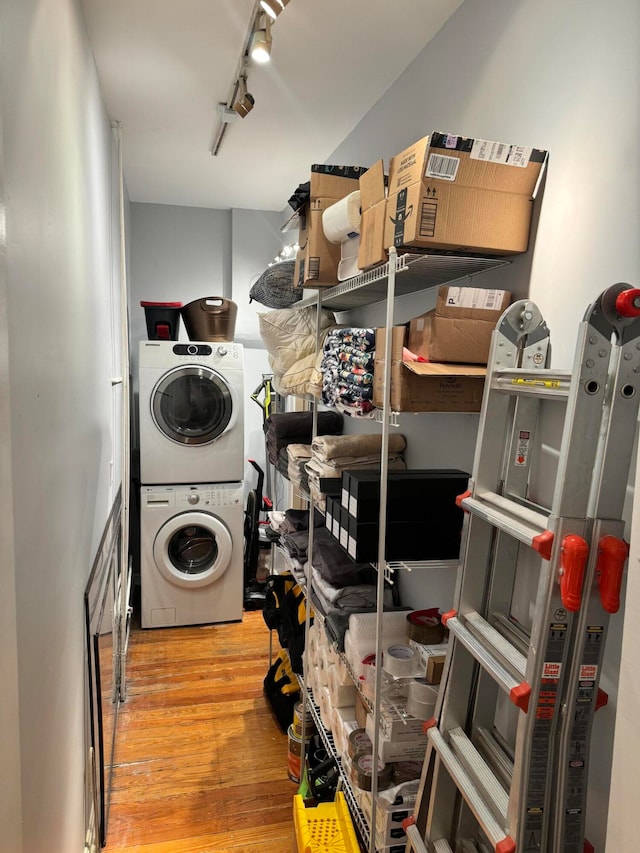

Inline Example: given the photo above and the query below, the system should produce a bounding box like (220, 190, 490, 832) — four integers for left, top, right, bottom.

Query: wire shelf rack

(295, 252, 509, 312)
(297, 676, 371, 850)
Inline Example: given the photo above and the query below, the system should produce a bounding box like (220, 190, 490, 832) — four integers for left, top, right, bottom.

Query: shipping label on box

(366, 714, 428, 763)
(389, 133, 546, 196)
(436, 285, 511, 321)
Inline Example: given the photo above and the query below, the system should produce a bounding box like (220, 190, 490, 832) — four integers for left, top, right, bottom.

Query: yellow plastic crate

(293, 792, 361, 853)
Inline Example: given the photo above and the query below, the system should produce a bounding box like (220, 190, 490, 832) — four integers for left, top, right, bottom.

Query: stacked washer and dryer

(138, 340, 245, 628)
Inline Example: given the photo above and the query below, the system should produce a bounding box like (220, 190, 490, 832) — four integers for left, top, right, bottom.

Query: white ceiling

(81, 0, 463, 212)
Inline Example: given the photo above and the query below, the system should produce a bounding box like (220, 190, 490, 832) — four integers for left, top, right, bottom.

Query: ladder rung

(466, 612, 526, 678)
(433, 838, 454, 853)
(404, 821, 430, 853)
(490, 612, 530, 658)
(461, 491, 553, 559)
(491, 368, 572, 398)
(450, 728, 509, 823)
(428, 726, 515, 853)
(475, 727, 514, 793)
(446, 615, 530, 711)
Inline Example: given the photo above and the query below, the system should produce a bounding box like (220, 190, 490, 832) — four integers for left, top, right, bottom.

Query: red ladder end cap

(532, 530, 554, 560)
(456, 489, 472, 509)
(584, 840, 595, 853)
(422, 717, 437, 734)
(496, 837, 516, 853)
(596, 688, 609, 712)
(510, 682, 531, 712)
(441, 609, 457, 626)
(402, 815, 416, 831)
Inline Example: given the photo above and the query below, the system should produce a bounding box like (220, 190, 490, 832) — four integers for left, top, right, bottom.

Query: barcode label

(419, 201, 437, 237)
(307, 257, 320, 279)
(425, 153, 460, 182)
(471, 138, 532, 168)
(445, 287, 507, 311)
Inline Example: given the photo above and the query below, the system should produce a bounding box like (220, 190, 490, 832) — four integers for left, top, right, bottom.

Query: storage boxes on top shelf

(292, 164, 368, 289)
(358, 131, 547, 270)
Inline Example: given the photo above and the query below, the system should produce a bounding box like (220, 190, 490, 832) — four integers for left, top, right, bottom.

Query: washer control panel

(171, 342, 241, 364)
(143, 484, 243, 508)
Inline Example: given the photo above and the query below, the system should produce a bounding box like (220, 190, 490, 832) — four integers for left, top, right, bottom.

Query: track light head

(260, 0, 289, 20)
(232, 76, 255, 118)
(250, 17, 272, 63)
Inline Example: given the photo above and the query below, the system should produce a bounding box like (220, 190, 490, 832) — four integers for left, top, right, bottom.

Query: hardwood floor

(105, 609, 296, 853)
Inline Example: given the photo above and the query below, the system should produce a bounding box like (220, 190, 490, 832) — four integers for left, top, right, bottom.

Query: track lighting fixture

(232, 75, 255, 118)
(250, 15, 272, 64)
(260, 0, 289, 20)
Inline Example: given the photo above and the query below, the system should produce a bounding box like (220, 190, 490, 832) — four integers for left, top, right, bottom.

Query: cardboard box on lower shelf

(408, 285, 513, 364)
(374, 327, 486, 412)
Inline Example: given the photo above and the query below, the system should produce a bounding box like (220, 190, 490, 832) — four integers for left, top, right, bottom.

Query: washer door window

(153, 512, 233, 588)
(151, 366, 233, 445)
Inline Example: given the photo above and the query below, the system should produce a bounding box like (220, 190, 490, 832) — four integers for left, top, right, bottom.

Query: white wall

(1, 0, 124, 850)
(329, 0, 640, 848)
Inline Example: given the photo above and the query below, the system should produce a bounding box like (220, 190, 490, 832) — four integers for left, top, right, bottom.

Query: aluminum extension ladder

(404, 284, 640, 853)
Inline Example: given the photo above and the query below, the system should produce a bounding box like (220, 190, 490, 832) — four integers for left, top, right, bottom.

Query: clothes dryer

(140, 483, 244, 628)
(138, 340, 244, 485)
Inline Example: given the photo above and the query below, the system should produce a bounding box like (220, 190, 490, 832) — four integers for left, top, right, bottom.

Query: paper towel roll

(328, 666, 358, 708)
(318, 648, 330, 686)
(322, 191, 361, 243)
(338, 235, 362, 281)
(319, 685, 333, 731)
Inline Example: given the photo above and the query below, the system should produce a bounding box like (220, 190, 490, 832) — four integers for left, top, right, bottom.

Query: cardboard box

(360, 132, 547, 260)
(294, 197, 342, 287)
(408, 286, 512, 363)
(409, 641, 449, 684)
(358, 160, 388, 269)
(309, 164, 366, 201)
(436, 285, 512, 321)
(374, 327, 486, 413)
(426, 654, 446, 684)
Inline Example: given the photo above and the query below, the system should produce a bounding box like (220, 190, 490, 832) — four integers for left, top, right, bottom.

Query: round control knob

(187, 493, 200, 505)
(217, 345, 228, 356)
(187, 344, 198, 355)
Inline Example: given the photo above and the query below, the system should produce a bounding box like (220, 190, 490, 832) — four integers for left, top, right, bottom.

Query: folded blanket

(305, 455, 407, 480)
(311, 432, 407, 460)
(286, 443, 313, 461)
(312, 567, 380, 610)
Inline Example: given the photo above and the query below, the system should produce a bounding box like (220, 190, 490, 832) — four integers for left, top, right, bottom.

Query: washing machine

(140, 483, 244, 628)
(138, 340, 244, 485)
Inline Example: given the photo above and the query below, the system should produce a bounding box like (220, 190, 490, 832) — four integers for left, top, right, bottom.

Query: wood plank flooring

(105, 610, 296, 852)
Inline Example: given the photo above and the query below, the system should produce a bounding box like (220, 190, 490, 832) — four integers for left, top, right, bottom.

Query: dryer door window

(153, 511, 233, 588)
(151, 366, 233, 445)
